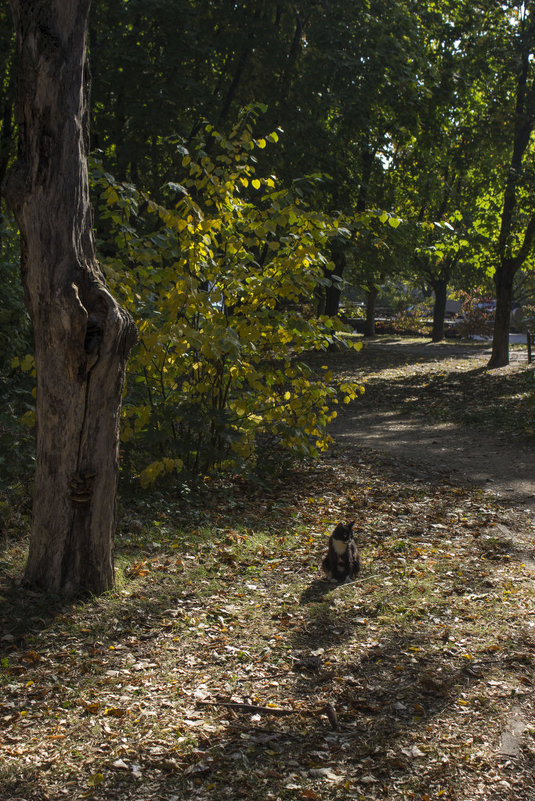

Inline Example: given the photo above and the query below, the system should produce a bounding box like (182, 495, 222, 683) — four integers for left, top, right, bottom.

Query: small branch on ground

(196, 699, 340, 730)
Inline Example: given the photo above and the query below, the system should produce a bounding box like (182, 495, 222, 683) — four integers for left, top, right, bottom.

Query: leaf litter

(0, 338, 535, 800)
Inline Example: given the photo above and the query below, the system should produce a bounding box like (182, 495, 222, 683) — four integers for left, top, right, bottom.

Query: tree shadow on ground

(1, 451, 534, 800)
(2, 337, 535, 799)
(0, 578, 66, 657)
(299, 577, 335, 604)
(310, 337, 493, 374)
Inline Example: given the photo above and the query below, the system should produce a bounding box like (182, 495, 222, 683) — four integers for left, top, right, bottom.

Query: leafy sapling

(322, 521, 360, 583)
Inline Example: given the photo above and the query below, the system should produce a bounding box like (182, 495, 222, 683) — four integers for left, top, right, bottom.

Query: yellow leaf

(21, 410, 36, 428)
(252, 179, 261, 190)
(105, 189, 119, 206)
(21, 354, 35, 372)
(140, 462, 162, 488)
(234, 402, 247, 417)
(257, 138, 267, 149)
(104, 707, 127, 718)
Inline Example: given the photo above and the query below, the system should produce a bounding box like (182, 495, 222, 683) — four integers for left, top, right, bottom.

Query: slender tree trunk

(489, 16, 535, 366)
(0, 55, 15, 194)
(5, 0, 137, 595)
(324, 242, 345, 317)
(488, 264, 514, 368)
(278, 10, 303, 105)
(217, 47, 250, 126)
(431, 278, 447, 342)
(363, 286, 378, 338)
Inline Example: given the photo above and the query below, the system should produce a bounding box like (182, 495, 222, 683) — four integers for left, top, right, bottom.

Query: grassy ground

(1, 337, 535, 801)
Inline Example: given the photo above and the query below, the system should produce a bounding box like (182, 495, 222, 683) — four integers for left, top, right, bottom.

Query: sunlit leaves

(95, 116, 363, 484)
(140, 458, 184, 489)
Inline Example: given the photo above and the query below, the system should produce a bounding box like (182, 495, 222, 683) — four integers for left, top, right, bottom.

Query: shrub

(455, 292, 494, 339)
(93, 116, 363, 485)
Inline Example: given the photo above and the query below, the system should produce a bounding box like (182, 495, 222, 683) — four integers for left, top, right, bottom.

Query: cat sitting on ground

(322, 520, 360, 583)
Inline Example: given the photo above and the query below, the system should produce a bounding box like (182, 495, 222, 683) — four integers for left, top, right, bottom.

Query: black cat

(322, 520, 360, 582)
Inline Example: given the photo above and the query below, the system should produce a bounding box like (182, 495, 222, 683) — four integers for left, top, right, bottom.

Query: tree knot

(70, 471, 96, 504)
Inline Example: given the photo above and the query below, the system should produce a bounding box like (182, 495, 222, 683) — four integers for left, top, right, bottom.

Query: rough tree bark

(430, 278, 447, 343)
(490, 264, 515, 367)
(4, 0, 137, 595)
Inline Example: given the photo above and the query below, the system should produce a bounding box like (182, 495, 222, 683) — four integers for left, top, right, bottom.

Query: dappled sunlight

(326, 338, 535, 509)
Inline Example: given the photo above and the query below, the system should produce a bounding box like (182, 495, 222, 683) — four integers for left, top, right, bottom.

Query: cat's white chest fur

(332, 538, 348, 555)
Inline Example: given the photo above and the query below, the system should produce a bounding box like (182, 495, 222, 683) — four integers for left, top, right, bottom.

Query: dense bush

(94, 117, 363, 485)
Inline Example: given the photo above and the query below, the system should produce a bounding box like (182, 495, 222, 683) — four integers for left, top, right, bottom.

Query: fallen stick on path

(196, 699, 339, 729)
(196, 700, 298, 716)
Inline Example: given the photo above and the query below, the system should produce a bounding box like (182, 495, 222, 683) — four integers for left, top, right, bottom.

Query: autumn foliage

(94, 115, 363, 485)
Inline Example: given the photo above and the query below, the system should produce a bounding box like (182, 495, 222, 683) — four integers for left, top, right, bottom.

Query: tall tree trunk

(278, 10, 303, 106)
(217, 47, 250, 127)
(364, 286, 378, 338)
(488, 263, 514, 368)
(430, 278, 447, 342)
(489, 16, 535, 367)
(5, 0, 137, 595)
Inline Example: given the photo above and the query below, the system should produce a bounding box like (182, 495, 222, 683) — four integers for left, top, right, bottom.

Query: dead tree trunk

(5, 0, 137, 595)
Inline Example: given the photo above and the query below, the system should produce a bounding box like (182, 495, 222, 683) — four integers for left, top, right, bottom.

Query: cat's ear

(347, 520, 355, 530)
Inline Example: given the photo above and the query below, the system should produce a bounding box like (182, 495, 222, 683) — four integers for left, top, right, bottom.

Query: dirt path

(330, 338, 535, 763)
(330, 338, 535, 511)
(332, 408, 535, 509)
